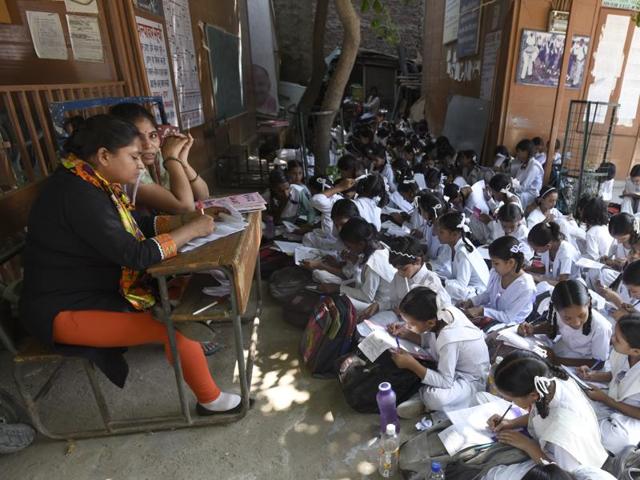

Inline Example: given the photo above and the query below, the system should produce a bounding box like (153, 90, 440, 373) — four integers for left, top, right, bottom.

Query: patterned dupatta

(62, 154, 156, 310)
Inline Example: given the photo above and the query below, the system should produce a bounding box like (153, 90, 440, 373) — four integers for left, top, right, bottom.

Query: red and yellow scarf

(62, 155, 156, 310)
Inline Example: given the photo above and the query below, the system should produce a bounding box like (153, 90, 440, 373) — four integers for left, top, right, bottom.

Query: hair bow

(435, 295, 455, 324)
(443, 195, 450, 203)
(317, 177, 329, 191)
(500, 184, 512, 194)
(495, 153, 507, 161)
(510, 243, 524, 254)
(413, 196, 420, 208)
(354, 169, 370, 183)
(456, 214, 472, 233)
(534, 376, 553, 398)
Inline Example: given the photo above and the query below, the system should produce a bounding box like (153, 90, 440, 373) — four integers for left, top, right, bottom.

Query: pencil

(192, 300, 218, 316)
(495, 403, 513, 428)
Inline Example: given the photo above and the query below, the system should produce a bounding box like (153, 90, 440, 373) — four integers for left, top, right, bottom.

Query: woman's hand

(585, 387, 609, 403)
(496, 430, 538, 453)
(178, 133, 195, 165)
(185, 214, 215, 238)
(517, 322, 534, 337)
(358, 302, 379, 320)
(487, 415, 516, 432)
(162, 135, 189, 160)
(390, 350, 420, 370)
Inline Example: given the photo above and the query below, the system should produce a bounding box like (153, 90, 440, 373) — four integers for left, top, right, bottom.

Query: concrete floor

(0, 285, 416, 480)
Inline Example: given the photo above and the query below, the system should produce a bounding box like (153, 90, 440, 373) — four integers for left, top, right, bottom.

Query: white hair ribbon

(634, 217, 640, 236)
(534, 376, 553, 398)
(435, 295, 455, 324)
(403, 179, 417, 185)
(413, 196, 420, 208)
(433, 203, 442, 211)
(354, 169, 370, 183)
(443, 195, 450, 203)
(456, 214, 471, 233)
(495, 153, 507, 161)
(510, 243, 524, 254)
(317, 178, 329, 191)
(500, 184, 512, 194)
(388, 248, 417, 260)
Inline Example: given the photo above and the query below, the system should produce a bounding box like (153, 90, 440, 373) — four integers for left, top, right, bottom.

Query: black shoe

(195, 398, 254, 417)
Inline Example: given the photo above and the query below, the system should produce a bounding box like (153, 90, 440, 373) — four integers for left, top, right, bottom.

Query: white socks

(199, 392, 241, 412)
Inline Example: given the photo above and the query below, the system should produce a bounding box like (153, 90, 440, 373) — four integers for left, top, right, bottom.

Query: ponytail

(528, 221, 564, 247)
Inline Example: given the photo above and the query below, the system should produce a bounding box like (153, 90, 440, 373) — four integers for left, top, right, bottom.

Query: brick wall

(273, 0, 424, 85)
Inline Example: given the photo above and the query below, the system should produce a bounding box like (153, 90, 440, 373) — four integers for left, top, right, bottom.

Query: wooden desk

(147, 211, 262, 427)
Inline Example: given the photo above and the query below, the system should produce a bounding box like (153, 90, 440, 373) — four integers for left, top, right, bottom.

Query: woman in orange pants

(20, 114, 240, 415)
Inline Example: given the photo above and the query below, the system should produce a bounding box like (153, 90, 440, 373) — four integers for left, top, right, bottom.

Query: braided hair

(417, 192, 445, 225)
(547, 280, 592, 340)
(494, 350, 568, 419)
(438, 211, 474, 253)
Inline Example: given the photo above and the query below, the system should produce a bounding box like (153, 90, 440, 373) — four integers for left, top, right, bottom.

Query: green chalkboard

(205, 25, 245, 122)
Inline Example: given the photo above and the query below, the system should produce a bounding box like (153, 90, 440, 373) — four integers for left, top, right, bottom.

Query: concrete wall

(273, 0, 424, 85)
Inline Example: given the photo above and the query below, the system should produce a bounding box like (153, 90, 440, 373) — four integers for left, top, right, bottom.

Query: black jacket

(20, 167, 164, 386)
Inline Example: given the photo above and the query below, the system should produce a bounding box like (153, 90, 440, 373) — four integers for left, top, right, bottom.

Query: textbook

(356, 315, 432, 362)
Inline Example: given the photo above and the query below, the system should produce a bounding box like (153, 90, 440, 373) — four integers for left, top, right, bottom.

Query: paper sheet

(357, 318, 432, 361)
(381, 221, 411, 238)
(179, 216, 247, 253)
(381, 206, 403, 215)
(282, 220, 298, 233)
(272, 240, 301, 255)
(294, 246, 331, 266)
(478, 246, 490, 261)
(560, 365, 593, 390)
(575, 257, 606, 270)
(496, 326, 548, 358)
(26, 11, 68, 60)
(67, 15, 104, 63)
(413, 173, 427, 191)
(439, 399, 524, 456)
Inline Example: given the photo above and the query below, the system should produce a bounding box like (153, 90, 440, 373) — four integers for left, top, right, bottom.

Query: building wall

(273, 0, 424, 85)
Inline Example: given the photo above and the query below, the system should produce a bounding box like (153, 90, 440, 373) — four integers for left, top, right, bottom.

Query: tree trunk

(312, 0, 360, 174)
(299, 0, 329, 113)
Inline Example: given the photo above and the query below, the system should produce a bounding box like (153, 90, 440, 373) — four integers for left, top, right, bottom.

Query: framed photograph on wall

(517, 29, 566, 87)
(566, 35, 590, 89)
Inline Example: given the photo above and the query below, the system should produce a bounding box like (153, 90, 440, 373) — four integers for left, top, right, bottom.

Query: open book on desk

(179, 214, 248, 253)
(496, 325, 548, 358)
(356, 313, 432, 362)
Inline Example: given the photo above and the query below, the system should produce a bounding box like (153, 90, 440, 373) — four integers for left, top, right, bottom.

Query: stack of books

(202, 192, 267, 213)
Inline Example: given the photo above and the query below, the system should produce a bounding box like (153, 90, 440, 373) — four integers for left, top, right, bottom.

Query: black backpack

(336, 350, 436, 413)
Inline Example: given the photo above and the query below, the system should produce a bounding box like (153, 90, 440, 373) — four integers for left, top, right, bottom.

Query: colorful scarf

(62, 155, 156, 310)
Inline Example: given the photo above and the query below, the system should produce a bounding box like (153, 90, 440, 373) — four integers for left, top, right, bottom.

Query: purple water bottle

(376, 382, 400, 435)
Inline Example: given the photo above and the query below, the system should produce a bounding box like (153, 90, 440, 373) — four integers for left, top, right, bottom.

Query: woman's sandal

(201, 341, 222, 357)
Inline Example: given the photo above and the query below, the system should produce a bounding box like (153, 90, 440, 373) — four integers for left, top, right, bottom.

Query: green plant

(360, 0, 419, 46)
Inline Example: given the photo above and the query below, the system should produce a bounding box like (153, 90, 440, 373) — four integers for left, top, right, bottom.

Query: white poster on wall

(67, 14, 104, 63)
(162, 0, 204, 129)
(247, 0, 279, 116)
(136, 16, 178, 126)
(480, 31, 501, 100)
(443, 0, 460, 44)
(26, 11, 68, 60)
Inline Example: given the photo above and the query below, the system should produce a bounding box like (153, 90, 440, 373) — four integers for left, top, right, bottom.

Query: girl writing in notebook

(526, 186, 561, 230)
(578, 314, 640, 456)
(436, 211, 490, 302)
(527, 222, 580, 285)
(459, 236, 536, 327)
(481, 351, 608, 480)
(388, 287, 490, 417)
(517, 280, 612, 368)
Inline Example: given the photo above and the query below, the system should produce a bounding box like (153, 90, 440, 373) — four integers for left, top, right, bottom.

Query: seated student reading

(388, 287, 490, 417)
(352, 172, 388, 231)
(481, 351, 608, 480)
(518, 280, 612, 368)
(263, 169, 314, 225)
(527, 222, 580, 286)
(436, 211, 490, 302)
(110, 103, 209, 214)
(621, 164, 640, 215)
(19, 115, 241, 415)
(599, 259, 640, 321)
(580, 196, 613, 261)
(317, 217, 396, 312)
(459, 236, 536, 327)
(577, 314, 640, 456)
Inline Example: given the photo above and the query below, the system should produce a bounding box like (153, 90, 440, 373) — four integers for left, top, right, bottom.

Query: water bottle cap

(385, 424, 396, 435)
(378, 382, 391, 391)
(431, 461, 441, 472)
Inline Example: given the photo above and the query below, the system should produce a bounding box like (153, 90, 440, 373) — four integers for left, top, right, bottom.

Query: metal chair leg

(82, 360, 113, 432)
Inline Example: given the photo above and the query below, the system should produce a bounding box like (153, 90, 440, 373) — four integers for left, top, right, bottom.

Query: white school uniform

(514, 158, 544, 210)
(584, 225, 614, 261)
(482, 378, 608, 480)
(443, 239, 490, 302)
(596, 350, 640, 455)
(621, 178, 640, 215)
(353, 197, 382, 231)
(340, 248, 396, 312)
(488, 222, 534, 262)
(540, 240, 580, 280)
(388, 264, 451, 309)
(471, 270, 536, 325)
(590, 241, 630, 288)
(419, 306, 490, 411)
(599, 178, 615, 202)
(416, 220, 442, 261)
(310, 192, 341, 236)
(552, 308, 612, 362)
(388, 191, 413, 213)
(290, 182, 311, 198)
(534, 151, 547, 166)
(379, 163, 396, 193)
(572, 467, 616, 480)
(526, 207, 562, 230)
(263, 187, 313, 222)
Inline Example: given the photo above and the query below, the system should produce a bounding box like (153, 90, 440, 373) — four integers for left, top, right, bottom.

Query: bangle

(163, 156, 181, 168)
(189, 173, 200, 183)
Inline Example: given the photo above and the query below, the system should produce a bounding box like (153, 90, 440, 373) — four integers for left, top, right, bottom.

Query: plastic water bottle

(426, 461, 445, 479)
(376, 382, 399, 435)
(378, 424, 399, 478)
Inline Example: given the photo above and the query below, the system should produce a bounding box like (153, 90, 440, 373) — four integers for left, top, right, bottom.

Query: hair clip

(500, 184, 512, 194)
(510, 243, 523, 254)
(534, 376, 552, 398)
(435, 295, 455, 324)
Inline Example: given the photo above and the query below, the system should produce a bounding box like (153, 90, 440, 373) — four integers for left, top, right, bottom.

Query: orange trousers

(53, 310, 221, 403)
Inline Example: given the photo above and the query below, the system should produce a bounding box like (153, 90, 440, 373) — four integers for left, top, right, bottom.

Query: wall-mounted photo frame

(548, 10, 569, 34)
(566, 35, 590, 89)
(517, 29, 566, 87)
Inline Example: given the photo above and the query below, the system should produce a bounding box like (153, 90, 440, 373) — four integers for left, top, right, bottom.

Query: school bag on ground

(336, 350, 436, 414)
(607, 444, 640, 479)
(285, 289, 324, 328)
(269, 266, 312, 302)
(299, 294, 357, 377)
(259, 247, 294, 279)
